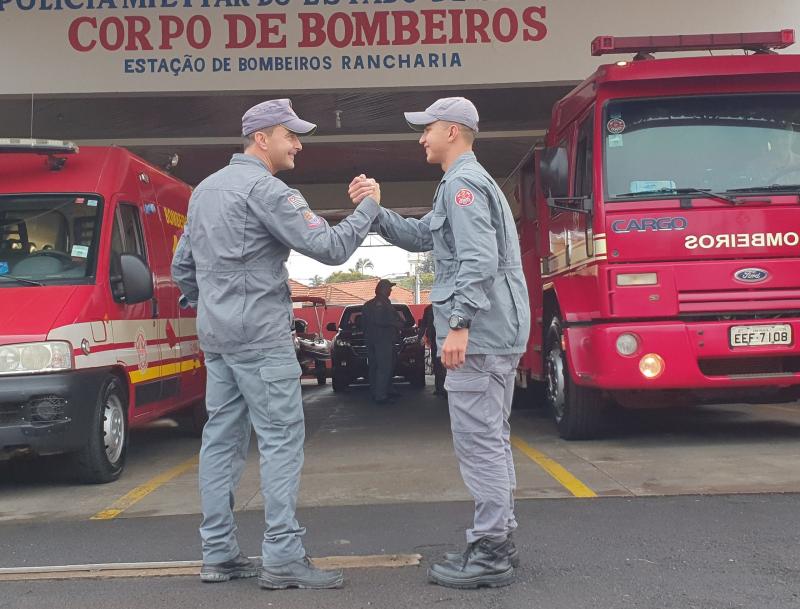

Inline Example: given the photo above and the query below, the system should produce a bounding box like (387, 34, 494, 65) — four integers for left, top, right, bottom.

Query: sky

(286, 233, 426, 284)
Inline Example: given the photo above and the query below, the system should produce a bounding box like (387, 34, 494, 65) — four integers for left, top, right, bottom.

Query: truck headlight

(0, 341, 73, 375)
(615, 333, 640, 356)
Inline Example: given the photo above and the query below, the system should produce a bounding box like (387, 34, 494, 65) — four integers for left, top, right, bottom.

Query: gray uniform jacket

(172, 154, 379, 354)
(376, 152, 530, 355)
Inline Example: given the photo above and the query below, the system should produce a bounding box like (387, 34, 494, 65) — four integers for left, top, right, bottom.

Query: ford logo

(734, 268, 769, 283)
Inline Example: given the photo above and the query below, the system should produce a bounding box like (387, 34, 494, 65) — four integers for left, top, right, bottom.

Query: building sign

(0, 0, 797, 94)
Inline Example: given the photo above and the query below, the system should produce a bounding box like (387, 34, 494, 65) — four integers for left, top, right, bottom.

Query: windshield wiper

(614, 187, 739, 205)
(725, 184, 800, 194)
(0, 274, 44, 286)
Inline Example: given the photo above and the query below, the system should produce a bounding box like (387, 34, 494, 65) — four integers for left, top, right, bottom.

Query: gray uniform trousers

(199, 343, 306, 567)
(444, 353, 520, 543)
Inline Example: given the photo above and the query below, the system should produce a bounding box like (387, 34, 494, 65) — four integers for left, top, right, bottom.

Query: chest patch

(454, 188, 475, 207)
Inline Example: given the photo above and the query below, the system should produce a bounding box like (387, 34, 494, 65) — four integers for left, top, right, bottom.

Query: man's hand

(349, 174, 381, 205)
(441, 328, 469, 370)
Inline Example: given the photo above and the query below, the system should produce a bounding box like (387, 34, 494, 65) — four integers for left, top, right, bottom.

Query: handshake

(349, 174, 381, 206)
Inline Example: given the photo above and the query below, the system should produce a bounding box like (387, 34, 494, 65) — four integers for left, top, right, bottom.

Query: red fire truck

(512, 30, 800, 439)
(0, 140, 205, 482)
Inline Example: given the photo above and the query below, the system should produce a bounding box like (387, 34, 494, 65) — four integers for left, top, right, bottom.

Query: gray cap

(242, 98, 317, 137)
(404, 97, 480, 133)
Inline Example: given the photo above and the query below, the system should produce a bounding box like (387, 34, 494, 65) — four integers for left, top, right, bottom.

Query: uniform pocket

(429, 213, 456, 259)
(429, 214, 447, 231)
(259, 362, 303, 425)
(429, 284, 455, 304)
(445, 372, 491, 433)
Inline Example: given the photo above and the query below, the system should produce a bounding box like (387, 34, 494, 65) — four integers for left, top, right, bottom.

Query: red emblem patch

(455, 188, 475, 207)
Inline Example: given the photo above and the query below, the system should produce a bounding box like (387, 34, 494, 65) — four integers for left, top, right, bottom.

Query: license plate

(729, 324, 793, 347)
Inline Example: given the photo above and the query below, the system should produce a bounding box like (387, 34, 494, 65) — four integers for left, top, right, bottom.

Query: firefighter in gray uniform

(172, 98, 381, 590)
(349, 97, 530, 589)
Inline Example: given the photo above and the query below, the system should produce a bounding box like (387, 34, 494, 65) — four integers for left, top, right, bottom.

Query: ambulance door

(136, 175, 180, 417)
(108, 200, 164, 420)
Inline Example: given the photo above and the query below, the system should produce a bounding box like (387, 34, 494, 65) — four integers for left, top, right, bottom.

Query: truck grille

(679, 289, 800, 314)
(699, 356, 800, 378)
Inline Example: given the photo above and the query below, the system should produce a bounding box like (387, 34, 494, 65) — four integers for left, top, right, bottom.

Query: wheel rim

(545, 334, 567, 422)
(103, 393, 125, 465)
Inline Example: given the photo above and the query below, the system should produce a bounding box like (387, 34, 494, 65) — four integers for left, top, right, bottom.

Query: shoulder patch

(288, 194, 308, 210)
(454, 188, 475, 207)
(302, 209, 323, 229)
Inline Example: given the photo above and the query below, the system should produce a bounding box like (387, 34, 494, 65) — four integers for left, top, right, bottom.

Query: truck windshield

(0, 195, 102, 287)
(604, 93, 800, 200)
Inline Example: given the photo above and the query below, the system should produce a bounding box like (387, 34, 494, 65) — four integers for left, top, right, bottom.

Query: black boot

(428, 537, 515, 589)
(443, 533, 519, 568)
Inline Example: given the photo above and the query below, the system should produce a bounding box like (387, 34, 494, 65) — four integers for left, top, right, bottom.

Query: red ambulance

(0, 140, 205, 482)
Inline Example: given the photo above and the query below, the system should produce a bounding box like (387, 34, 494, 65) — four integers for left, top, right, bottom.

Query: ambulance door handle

(151, 297, 159, 319)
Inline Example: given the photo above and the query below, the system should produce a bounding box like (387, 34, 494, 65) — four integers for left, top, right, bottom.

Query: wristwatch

(448, 314, 471, 330)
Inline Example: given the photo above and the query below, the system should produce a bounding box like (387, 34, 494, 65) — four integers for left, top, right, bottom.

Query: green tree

(349, 257, 374, 276)
(310, 274, 324, 287)
(417, 253, 435, 274)
(396, 272, 434, 292)
(325, 270, 370, 283)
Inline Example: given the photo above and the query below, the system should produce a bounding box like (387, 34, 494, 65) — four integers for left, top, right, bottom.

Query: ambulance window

(110, 204, 146, 286)
(575, 112, 594, 200)
(117, 205, 146, 258)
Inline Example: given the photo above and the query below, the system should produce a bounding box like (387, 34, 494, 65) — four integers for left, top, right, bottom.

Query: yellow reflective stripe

(129, 358, 202, 384)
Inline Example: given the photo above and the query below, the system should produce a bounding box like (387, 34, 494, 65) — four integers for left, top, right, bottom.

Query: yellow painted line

(0, 554, 422, 582)
(90, 455, 199, 520)
(757, 404, 800, 416)
(511, 435, 597, 498)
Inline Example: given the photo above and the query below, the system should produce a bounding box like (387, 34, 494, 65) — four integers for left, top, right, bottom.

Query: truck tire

(74, 374, 128, 483)
(408, 365, 426, 389)
(544, 316, 603, 440)
(332, 369, 349, 392)
(315, 360, 327, 386)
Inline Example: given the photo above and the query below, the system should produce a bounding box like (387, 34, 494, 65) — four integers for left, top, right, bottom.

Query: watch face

(448, 315, 461, 329)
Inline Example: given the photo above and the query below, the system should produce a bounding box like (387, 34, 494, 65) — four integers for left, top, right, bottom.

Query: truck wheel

(544, 316, 603, 440)
(75, 375, 128, 483)
(332, 369, 349, 392)
(315, 360, 327, 386)
(409, 366, 426, 389)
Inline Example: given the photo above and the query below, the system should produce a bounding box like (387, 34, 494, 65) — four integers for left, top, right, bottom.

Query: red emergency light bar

(591, 29, 795, 57)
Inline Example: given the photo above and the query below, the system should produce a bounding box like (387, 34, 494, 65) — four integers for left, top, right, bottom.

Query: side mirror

(115, 253, 153, 304)
(326, 322, 337, 332)
(540, 146, 569, 203)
